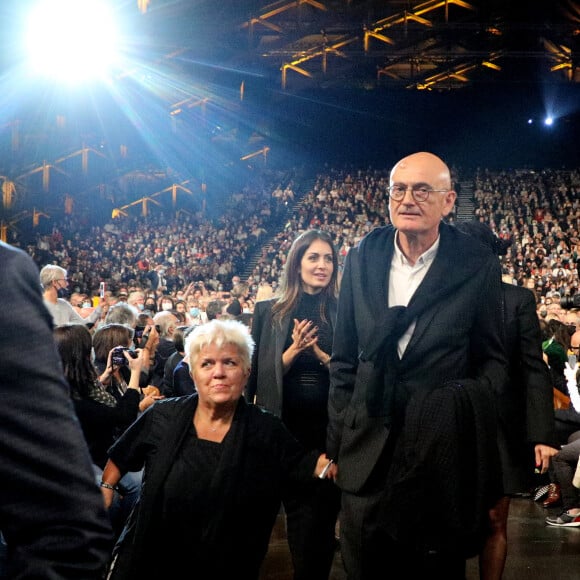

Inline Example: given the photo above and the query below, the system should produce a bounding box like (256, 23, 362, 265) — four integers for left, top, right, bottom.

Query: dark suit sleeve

(516, 288, 556, 445)
(327, 248, 359, 459)
(0, 244, 112, 578)
(471, 256, 509, 396)
(173, 362, 196, 396)
(246, 300, 268, 402)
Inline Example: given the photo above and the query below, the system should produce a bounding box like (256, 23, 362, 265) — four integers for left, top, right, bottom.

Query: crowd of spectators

(9, 162, 580, 319)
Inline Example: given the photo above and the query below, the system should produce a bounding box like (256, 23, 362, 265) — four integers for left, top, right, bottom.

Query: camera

(560, 295, 580, 309)
(112, 346, 138, 366)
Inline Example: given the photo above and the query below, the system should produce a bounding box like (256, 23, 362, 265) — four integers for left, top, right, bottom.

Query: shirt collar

(393, 231, 440, 268)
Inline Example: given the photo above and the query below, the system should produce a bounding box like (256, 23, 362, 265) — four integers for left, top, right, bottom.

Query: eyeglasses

(388, 183, 449, 203)
(571, 346, 580, 351)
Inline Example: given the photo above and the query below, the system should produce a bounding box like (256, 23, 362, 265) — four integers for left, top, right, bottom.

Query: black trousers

(340, 489, 466, 580)
(339, 432, 466, 580)
(283, 477, 341, 580)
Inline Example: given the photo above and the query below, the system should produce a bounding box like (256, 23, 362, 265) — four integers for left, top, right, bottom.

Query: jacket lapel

(404, 224, 494, 354)
(275, 314, 292, 392)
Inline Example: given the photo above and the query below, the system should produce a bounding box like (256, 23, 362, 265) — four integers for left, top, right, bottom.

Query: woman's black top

(282, 291, 333, 451)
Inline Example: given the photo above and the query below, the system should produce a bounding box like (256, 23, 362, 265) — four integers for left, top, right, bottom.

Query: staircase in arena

(240, 177, 317, 282)
(455, 181, 475, 222)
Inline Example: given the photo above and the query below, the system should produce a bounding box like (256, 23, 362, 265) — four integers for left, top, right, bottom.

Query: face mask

(162, 303, 172, 311)
(57, 287, 70, 299)
(190, 307, 200, 317)
(137, 303, 145, 311)
(82, 301, 91, 308)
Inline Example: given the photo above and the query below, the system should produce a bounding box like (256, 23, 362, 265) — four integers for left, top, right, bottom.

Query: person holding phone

(40, 264, 105, 327)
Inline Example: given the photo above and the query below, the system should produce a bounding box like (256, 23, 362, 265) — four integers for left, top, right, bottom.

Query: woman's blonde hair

(185, 319, 255, 372)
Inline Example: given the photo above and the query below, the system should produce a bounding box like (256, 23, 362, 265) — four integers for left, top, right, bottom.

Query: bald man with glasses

(328, 152, 508, 579)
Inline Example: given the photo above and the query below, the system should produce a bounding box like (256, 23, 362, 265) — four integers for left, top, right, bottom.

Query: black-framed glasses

(388, 183, 449, 202)
(571, 346, 580, 351)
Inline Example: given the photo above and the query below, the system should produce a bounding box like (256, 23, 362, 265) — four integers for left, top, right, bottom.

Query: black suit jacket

(498, 283, 556, 493)
(0, 242, 112, 577)
(328, 223, 508, 493)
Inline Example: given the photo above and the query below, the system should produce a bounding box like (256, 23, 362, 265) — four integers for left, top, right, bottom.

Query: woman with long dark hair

(53, 323, 146, 537)
(246, 229, 340, 580)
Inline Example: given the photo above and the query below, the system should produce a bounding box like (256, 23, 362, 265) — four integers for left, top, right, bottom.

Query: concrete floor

(259, 498, 580, 579)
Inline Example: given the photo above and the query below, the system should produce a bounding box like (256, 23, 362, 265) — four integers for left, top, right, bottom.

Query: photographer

(54, 324, 158, 539)
(105, 305, 161, 390)
(93, 323, 163, 412)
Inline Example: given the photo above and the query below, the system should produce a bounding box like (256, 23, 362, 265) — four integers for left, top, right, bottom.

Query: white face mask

(162, 303, 173, 311)
(82, 301, 92, 308)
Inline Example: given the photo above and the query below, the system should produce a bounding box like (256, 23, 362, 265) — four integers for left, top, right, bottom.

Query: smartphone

(99, 282, 106, 299)
(134, 325, 146, 347)
(569, 354, 577, 369)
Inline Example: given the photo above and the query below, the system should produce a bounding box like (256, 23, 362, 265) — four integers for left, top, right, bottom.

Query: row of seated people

(15, 165, 580, 317)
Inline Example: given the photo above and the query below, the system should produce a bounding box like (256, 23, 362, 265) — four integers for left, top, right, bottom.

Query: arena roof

(0, 1, 579, 173)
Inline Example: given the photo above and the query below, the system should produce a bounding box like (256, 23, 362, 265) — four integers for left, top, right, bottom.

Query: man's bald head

(390, 151, 452, 191)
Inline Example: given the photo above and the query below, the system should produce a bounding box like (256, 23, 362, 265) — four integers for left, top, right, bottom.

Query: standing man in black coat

(0, 241, 112, 578)
(327, 152, 508, 579)
(456, 220, 558, 580)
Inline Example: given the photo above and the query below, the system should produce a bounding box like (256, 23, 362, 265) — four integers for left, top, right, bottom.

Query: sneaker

(546, 510, 580, 527)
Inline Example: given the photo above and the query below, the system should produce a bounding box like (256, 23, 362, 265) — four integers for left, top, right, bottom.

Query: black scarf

(357, 224, 491, 418)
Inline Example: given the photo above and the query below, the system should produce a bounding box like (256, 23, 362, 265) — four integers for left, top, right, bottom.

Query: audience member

(53, 323, 144, 538)
(206, 299, 226, 321)
(105, 302, 138, 328)
(92, 323, 162, 411)
(456, 220, 558, 580)
(545, 427, 580, 527)
(144, 295, 158, 313)
(226, 283, 248, 316)
(541, 318, 570, 395)
(127, 290, 146, 312)
(554, 330, 580, 445)
(40, 264, 104, 327)
(148, 310, 180, 387)
(0, 241, 112, 578)
(161, 325, 190, 397)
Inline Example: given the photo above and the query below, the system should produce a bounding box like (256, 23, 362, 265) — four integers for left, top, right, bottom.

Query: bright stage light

(25, 0, 120, 83)
(544, 116, 554, 126)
